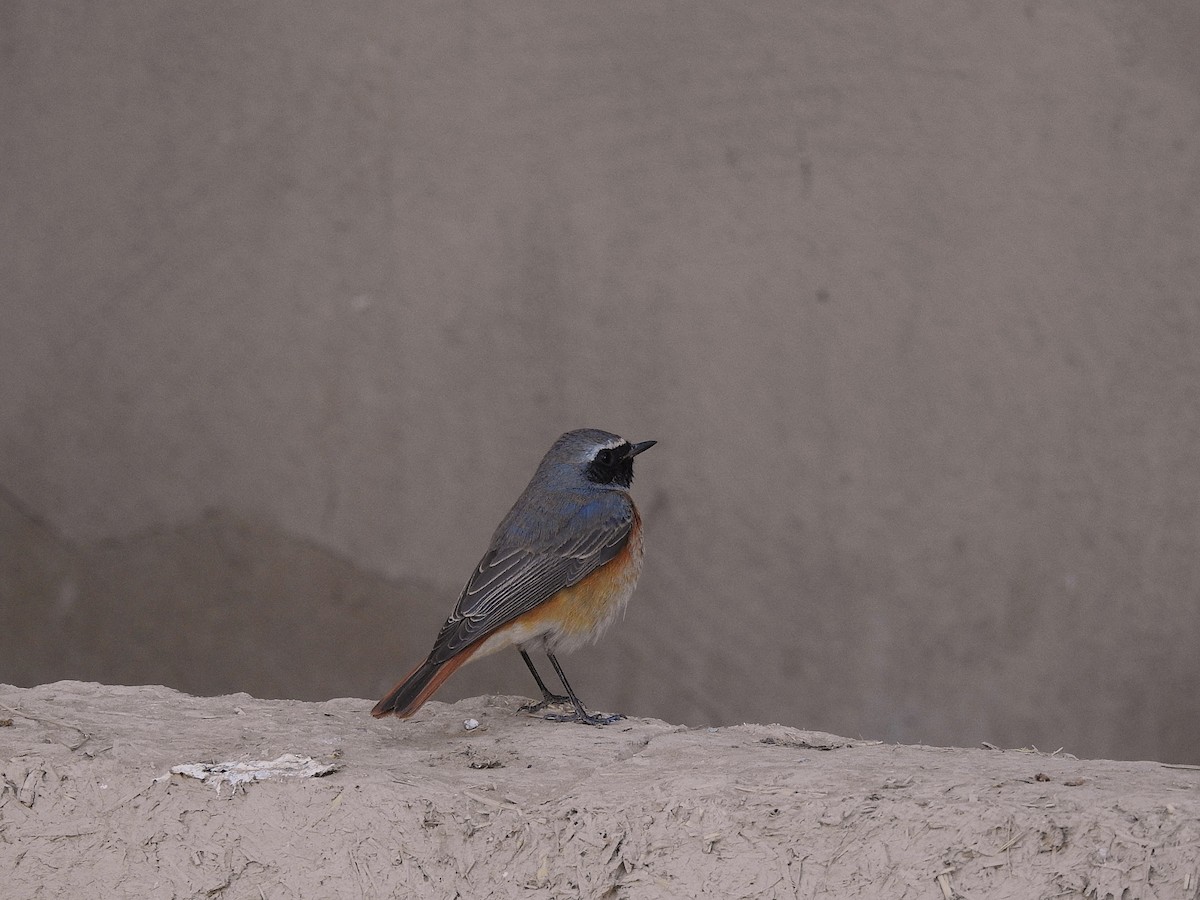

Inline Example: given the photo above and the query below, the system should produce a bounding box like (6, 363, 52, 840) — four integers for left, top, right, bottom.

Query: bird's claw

(543, 710, 625, 727)
(519, 694, 572, 714)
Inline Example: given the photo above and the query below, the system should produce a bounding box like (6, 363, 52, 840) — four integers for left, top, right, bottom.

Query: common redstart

(371, 428, 655, 726)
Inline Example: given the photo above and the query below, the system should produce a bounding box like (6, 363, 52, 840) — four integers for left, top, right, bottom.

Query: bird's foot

(520, 693, 573, 714)
(543, 709, 626, 727)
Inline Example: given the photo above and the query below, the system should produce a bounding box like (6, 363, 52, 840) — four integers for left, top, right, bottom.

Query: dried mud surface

(1, 682, 1197, 899)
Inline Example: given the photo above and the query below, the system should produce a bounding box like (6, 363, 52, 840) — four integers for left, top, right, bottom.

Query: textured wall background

(3, 2, 1199, 762)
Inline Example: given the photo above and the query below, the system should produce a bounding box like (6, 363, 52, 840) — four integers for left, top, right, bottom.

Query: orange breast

(476, 508, 645, 658)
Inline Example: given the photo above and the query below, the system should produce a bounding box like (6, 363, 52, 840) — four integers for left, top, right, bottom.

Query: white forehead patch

(578, 437, 626, 463)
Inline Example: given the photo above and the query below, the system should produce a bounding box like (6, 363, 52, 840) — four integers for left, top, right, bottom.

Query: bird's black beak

(628, 440, 657, 457)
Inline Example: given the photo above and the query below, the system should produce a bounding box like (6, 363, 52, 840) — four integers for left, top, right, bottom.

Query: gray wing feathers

(429, 496, 633, 661)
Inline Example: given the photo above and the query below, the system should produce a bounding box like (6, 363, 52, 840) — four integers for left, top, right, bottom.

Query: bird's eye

(596, 448, 613, 466)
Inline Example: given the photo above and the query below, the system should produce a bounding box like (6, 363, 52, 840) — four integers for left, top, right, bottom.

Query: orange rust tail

(370, 647, 478, 719)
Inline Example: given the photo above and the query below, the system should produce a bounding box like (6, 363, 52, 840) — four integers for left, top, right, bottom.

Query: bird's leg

(540, 652, 625, 726)
(518, 650, 572, 712)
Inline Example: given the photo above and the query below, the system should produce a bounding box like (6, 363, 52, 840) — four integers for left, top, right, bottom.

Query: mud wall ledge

(2, 682, 1196, 897)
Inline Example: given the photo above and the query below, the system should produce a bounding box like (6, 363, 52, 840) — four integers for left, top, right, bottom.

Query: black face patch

(586, 442, 635, 487)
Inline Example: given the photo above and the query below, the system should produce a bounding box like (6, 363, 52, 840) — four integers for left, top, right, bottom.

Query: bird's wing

(428, 495, 634, 662)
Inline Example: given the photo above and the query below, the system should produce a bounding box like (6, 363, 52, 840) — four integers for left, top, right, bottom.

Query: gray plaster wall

(3, 2, 1199, 762)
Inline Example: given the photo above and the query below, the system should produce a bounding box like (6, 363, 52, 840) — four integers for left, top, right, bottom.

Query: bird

(371, 428, 656, 726)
